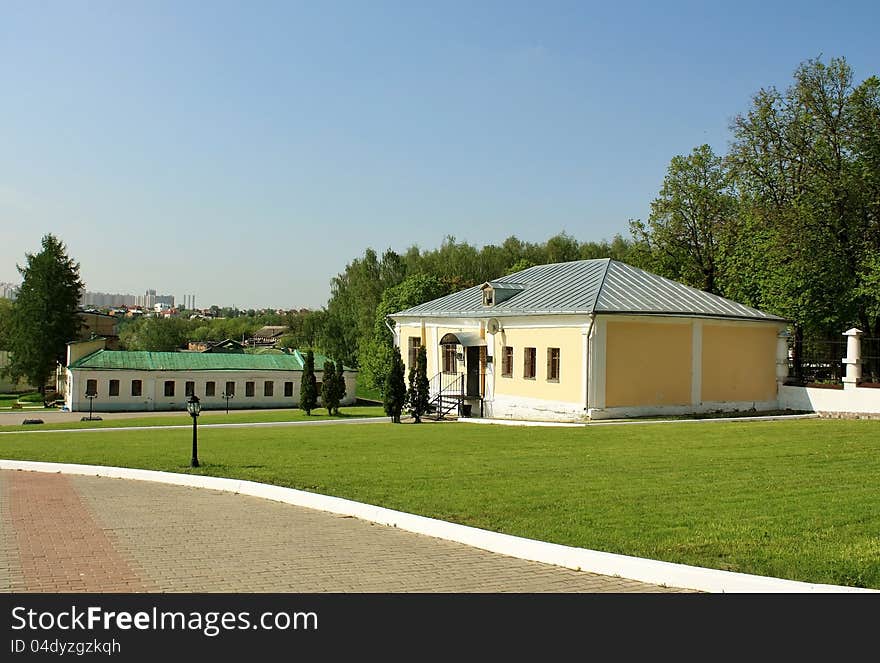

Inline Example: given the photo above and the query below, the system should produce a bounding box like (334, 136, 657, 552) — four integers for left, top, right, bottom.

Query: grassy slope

(1, 418, 878, 587)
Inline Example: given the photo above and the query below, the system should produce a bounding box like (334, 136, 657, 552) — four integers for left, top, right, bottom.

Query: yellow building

(389, 259, 788, 421)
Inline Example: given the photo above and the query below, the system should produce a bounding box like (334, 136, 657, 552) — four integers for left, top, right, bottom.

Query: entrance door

(466, 346, 480, 397)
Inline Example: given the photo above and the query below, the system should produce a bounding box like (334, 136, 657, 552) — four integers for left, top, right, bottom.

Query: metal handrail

(428, 373, 464, 420)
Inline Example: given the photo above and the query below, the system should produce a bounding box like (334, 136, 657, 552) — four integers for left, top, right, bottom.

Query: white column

(430, 326, 439, 376)
(842, 328, 863, 391)
(581, 321, 591, 411)
(591, 318, 606, 410)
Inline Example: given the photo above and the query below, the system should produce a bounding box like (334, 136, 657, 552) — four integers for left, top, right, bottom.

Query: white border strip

(458, 413, 820, 427)
(0, 460, 871, 594)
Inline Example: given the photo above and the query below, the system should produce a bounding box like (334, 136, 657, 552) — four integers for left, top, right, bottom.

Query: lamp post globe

(186, 394, 201, 468)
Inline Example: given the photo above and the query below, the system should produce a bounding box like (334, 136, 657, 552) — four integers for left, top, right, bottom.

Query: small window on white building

(86, 379, 98, 397)
(185, 381, 195, 397)
(205, 381, 216, 397)
(245, 381, 255, 397)
(164, 381, 175, 397)
(131, 380, 142, 397)
(109, 379, 120, 397)
(264, 381, 274, 397)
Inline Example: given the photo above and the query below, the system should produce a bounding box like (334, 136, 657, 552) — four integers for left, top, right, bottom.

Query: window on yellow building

(408, 336, 421, 367)
(501, 346, 513, 377)
(523, 347, 536, 379)
(443, 345, 457, 374)
(547, 348, 560, 382)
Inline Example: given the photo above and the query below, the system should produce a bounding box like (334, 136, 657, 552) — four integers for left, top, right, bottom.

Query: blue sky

(1, 1, 878, 309)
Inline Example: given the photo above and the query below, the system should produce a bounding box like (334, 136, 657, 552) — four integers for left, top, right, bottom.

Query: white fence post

(776, 329, 791, 387)
(842, 328, 863, 391)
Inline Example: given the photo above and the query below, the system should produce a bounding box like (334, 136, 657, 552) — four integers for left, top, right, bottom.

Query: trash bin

(461, 403, 472, 418)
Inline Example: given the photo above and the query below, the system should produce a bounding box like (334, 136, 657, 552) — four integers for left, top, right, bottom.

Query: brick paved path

(0, 470, 685, 593)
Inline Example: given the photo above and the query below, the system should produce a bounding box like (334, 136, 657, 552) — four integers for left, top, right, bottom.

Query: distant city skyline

(2, 2, 878, 309)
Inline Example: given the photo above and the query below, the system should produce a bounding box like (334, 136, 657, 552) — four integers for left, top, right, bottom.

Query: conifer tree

(383, 346, 406, 423)
(407, 346, 430, 423)
(6, 234, 83, 397)
(333, 360, 347, 415)
(300, 349, 318, 415)
(321, 359, 339, 415)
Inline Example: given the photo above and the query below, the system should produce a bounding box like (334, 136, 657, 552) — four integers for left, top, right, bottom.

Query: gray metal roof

(390, 259, 786, 322)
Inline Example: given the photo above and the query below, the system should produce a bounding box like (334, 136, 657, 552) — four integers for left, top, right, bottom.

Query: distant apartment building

(0, 282, 19, 300)
(80, 288, 176, 309)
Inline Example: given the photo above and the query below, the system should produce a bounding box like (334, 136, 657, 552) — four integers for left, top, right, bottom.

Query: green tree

(630, 145, 736, 294)
(545, 232, 581, 264)
(300, 350, 318, 415)
(118, 316, 195, 351)
(727, 56, 878, 342)
(0, 298, 13, 349)
(321, 359, 340, 415)
(6, 235, 83, 396)
(406, 346, 430, 423)
(359, 274, 449, 394)
(383, 346, 406, 423)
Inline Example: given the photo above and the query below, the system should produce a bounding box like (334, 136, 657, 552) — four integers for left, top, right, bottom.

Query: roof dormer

(480, 281, 526, 307)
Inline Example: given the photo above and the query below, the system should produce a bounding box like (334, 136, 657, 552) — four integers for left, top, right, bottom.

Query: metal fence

(862, 336, 880, 383)
(788, 335, 880, 385)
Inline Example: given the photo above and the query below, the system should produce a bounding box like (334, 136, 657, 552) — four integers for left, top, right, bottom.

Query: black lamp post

(186, 394, 201, 468)
(221, 391, 233, 414)
(85, 389, 97, 421)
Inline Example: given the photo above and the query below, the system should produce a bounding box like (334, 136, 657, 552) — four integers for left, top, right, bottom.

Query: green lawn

(0, 405, 386, 431)
(0, 392, 41, 409)
(1, 418, 878, 588)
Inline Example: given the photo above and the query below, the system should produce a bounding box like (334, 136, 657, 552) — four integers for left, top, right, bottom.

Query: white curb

(0, 460, 872, 594)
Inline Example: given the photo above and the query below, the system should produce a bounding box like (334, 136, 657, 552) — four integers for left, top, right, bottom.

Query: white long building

(63, 339, 356, 412)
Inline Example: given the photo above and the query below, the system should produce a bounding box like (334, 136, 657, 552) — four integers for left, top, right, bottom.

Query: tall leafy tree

(299, 350, 318, 415)
(630, 145, 736, 294)
(406, 346, 430, 423)
(119, 316, 194, 351)
(383, 346, 406, 423)
(6, 234, 83, 395)
(727, 57, 879, 358)
(359, 274, 450, 394)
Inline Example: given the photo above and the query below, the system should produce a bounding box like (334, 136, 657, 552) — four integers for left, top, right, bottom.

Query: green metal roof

(69, 349, 351, 372)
